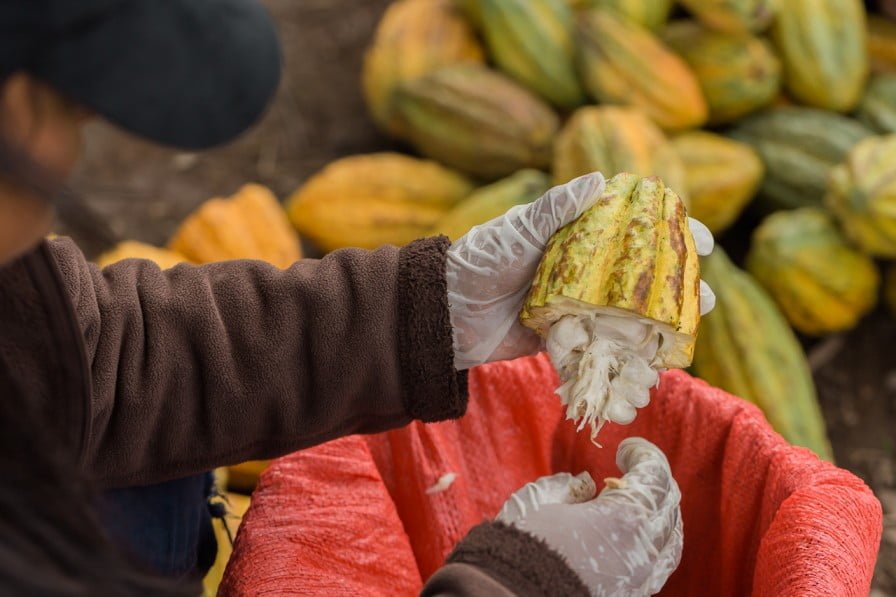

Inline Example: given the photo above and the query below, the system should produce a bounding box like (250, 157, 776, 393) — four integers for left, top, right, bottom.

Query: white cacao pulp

(546, 313, 662, 444)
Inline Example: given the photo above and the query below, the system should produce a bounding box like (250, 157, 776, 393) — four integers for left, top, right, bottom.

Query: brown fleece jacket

(0, 235, 584, 595)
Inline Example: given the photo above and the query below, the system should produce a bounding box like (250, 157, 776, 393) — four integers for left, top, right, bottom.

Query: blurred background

(58, 0, 896, 595)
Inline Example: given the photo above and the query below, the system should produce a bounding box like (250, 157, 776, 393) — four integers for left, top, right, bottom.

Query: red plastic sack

(221, 354, 882, 596)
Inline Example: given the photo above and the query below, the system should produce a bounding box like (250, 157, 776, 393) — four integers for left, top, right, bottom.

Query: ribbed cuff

(445, 522, 589, 597)
(397, 236, 468, 423)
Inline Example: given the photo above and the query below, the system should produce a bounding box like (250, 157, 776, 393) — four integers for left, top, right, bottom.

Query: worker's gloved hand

(496, 438, 683, 597)
(446, 172, 716, 370)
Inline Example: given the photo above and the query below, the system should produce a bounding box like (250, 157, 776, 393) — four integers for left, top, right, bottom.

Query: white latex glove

(496, 438, 683, 597)
(446, 171, 716, 370)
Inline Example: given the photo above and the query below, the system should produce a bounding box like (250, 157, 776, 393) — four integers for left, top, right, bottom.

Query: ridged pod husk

(472, 0, 586, 109)
(772, 0, 868, 112)
(552, 106, 687, 205)
(392, 64, 560, 180)
(169, 184, 302, 268)
(746, 208, 880, 336)
(868, 15, 896, 74)
(521, 173, 700, 369)
(678, 0, 774, 33)
(431, 169, 552, 241)
(671, 131, 762, 234)
(826, 134, 896, 257)
(96, 241, 189, 270)
(662, 21, 781, 125)
(693, 248, 834, 461)
(576, 9, 708, 131)
(858, 74, 896, 134)
(362, 0, 485, 136)
(286, 153, 474, 252)
(569, 0, 674, 31)
(728, 107, 875, 211)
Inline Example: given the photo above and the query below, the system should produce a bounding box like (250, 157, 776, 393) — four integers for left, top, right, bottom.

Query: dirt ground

(59, 0, 893, 592)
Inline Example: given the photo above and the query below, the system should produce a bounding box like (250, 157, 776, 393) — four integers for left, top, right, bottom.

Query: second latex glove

(446, 172, 716, 370)
(496, 438, 683, 597)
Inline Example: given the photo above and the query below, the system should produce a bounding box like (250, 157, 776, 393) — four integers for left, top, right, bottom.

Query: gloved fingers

(597, 438, 680, 525)
(517, 172, 606, 247)
(688, 217, 714, 256)
(496, 472, 597, 525)
(700, 279, 716, 316)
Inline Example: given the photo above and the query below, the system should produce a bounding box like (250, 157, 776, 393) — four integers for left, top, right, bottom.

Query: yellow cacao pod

(430, 169, 552, 241)
(392, 64, 560, 180)
(693, 248, 833, 460)
(552, 106, 687, 203)
(362, 0, 484, 136)
(570, 0, 674, 31)
(577, 9, 708, 131)
(678, 0, 775, 34)
(96, 241, 189, 270)
(472, 0, 586, 109)
(772, 0, 868, 112)
(671, 131, 762, 235)
(286, 153, 474, 252)
(868, 15, 896, 74)
(169, 184, 302, 268)
(662, 21, 781, 125)
(826, 134, 896, 257)
(521, 172, 700, 369)
(746, 208, 879, 336)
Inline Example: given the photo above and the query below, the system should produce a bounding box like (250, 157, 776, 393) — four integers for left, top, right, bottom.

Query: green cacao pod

(868, 15, 896, 74)
(662, 21, 781, 125)
(772, 0, 868, 112)
(552, 106, 686, 203)
(826, 134, 896, 257)
(392, 64, 560, 180)
(857, 74, 896, 134)
(471, 0, 586, 109)
(728, 107, 875, 211)
(693, 248, 833, 461)
(678, 0, 775, 34)
(746, 208, 879, 336)
(430, 169, 552, 241)
(671, 131, 762, 234)
(571, 0, 674, 31)
(286, 153, 474, 252)
(577, 9, 708, 131)
(362, 0, 484, 137)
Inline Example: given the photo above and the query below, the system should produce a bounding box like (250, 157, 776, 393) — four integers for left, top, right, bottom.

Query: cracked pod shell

(520, 172, 700, 369)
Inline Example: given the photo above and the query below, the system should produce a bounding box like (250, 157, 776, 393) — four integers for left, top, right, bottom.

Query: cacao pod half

(671, 131, 762, 234)
(662, 20, 781, 125)
(169, 184, 302, 268)
(728, 107, 875, 211)
(692, 248, 833, 461)
(286, 153, 474, 252)
(552, 106, 686, 203)
(772, 0, 868, 112)
(521, 173, 700, 441)
(430, 169, 552, 241)
(678, 0, 775, 34)
(362, 0, 485, 137)
(868, 15, 896, 74)
(826, 134, 896, 257)
(96, 241, 189, 270)
(571, 0, 674, 31)
(576, 9, 708, 131)
(746, 208, 879, 336)
(858, 74, 896, 134)
(472, 0, 586, 109)
(392, 64, 560, 180)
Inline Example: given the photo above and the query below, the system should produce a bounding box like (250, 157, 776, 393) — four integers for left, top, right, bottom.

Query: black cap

(1, 0, 282, 149)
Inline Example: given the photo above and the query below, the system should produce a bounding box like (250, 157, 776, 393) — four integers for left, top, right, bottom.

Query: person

(0, 0, 715, 595)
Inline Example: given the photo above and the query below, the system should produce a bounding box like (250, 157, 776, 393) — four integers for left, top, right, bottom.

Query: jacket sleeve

(420, 522, 589, 597)
(47, 236, 467, 488)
